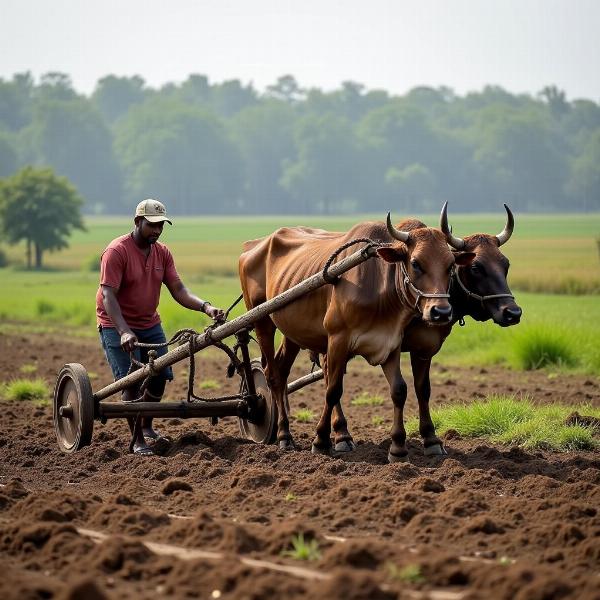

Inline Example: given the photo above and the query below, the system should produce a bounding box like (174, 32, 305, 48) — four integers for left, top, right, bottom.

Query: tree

(566, 129, 600, 211)
(281, 113, 361, 214)
(210, 80, 258, 117)
(92, 75, 146, 123)
(0, 166, 85, 268)
(472, 107, 567, 210)
(538, 85, 569, 119)
(266, 75, 306, 104)
(385, 163, 436, 212)
(230, 101, 296, 213)
(179, 74, 211, 106)
(0, 72, 34, 131)
(0, 133, 17, 177)
(36, 72, 78, 103)
(24, 98, 123, 213)
(114, 98, 243, 213)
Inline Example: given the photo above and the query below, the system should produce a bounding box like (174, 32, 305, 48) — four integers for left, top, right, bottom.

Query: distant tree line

(0, 72, 599, 214)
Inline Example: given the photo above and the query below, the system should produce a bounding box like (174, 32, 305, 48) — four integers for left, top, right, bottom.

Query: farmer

(96, 199, 224, 456)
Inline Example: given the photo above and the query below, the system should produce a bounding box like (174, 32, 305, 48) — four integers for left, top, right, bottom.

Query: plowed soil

(0, 329, 599, 600)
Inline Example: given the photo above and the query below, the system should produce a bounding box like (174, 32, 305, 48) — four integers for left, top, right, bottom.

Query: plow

(53, 242, 379, 453)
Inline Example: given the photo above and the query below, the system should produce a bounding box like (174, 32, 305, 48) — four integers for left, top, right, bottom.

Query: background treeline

(0, 72, 599, 215)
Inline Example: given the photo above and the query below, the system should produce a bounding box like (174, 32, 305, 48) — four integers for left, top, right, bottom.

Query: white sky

(1, 0, 599, 100)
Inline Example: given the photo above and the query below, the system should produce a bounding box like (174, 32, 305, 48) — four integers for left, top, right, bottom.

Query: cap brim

(144, 216, 172, 225)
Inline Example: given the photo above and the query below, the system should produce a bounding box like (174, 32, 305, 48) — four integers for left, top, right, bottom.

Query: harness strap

(399, 263, 452, 313)
(453, 270, 514, 306)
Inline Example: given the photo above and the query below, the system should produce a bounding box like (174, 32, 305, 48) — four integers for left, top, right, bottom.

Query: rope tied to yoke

(322, 237, 387, 284)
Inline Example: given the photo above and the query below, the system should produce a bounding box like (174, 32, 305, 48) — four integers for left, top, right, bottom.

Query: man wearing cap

(96, 199, 224, 456)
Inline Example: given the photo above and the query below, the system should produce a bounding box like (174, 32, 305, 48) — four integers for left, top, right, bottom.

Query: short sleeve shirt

(96, 233, 181, 329)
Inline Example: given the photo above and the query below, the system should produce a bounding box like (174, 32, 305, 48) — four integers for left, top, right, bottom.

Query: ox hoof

(424, 443, 447, 456)
(334, 440, 356, 453)
(311, 443, 332, 456)
(278, 439, 295, 451)
(388, 451, 410, 464)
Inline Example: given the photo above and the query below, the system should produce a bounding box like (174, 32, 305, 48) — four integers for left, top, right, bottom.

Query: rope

(452, 270, 514, 306)
(123, 293, 246, 404)
(399, 262, 453, 313)
(322, 238, 386, 284)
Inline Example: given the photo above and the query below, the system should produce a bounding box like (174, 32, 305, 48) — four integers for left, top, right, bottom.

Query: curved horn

(386, 212, 410, 243)
(496, 204, 514, 246)
(439, 201, 465, 250)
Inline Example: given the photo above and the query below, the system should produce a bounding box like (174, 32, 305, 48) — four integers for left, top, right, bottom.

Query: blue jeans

(99, 323, 174, 382)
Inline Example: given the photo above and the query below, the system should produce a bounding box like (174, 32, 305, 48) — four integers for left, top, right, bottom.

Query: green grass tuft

(372, 415, 385, 426)
(294, 409, 315, 423)
(429, 395, 535, 437)
(284, 492, 297, 502)
(199, 379, 220, 390)
(387, 563, 425, 584)
(511, 325, 577, 370)
(281, 534, 321, 561)
(35, 299, 55, 315)
(556, 425, 596, 451)
(19, 363, 37, 374)
(407, 396, 599, 452)
(351, 392, 385, 406)
(4, 378, 49, 403)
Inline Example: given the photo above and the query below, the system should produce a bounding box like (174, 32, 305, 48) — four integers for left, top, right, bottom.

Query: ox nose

(503, 306, 522, 325)
(430, 304, 453, 322)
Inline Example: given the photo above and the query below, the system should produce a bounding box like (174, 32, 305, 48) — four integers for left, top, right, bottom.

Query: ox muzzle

(400, 263, 454, 324)
(453, 271, 522, 327)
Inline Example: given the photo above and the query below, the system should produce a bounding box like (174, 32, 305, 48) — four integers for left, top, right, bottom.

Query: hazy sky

(1, 0, 599, 100)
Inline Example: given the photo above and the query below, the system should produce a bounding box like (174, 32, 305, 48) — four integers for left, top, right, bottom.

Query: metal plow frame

(53, 244, 376, 453)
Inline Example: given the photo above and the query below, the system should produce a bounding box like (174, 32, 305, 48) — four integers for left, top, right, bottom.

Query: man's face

(138, 218, 164, 244)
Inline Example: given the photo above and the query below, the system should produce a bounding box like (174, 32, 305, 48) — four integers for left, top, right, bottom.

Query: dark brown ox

(239, 216, 466, 460)
(330, 203, 522, 459)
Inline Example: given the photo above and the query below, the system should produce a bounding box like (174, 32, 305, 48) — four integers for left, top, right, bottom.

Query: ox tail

(308, 350, 321, 369)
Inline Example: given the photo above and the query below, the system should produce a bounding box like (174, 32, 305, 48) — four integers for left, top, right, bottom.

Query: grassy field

(3, 213, 600, 293)
(1, 213, 599, 375)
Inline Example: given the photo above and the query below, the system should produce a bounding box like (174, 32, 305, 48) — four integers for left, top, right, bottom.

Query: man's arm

(166, 280, 225, 321)
(101, 285, 138, 352)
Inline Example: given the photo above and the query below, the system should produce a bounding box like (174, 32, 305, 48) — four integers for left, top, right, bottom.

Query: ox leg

(254, 318, 294, 450)
(381, 349, 409, 463)
(273, 336, 300, 449)
(411, 353, 447, 456)
(332, 404, 355, 452)
(322, 354, 355, 453)
(312, 338, 347, 455)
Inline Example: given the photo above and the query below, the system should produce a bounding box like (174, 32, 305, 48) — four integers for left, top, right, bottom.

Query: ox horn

(439, 202, 465, 250)
(386, 212, 410, 243)
(496, 204, 514, 246)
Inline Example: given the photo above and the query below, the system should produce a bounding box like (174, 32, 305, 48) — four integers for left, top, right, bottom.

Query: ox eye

(411, 259, 422, 272)
(471, 263, 483, 275)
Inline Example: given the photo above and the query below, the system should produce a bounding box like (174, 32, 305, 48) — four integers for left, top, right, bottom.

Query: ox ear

(453, 251, 476, 266)
(376, 244, 407, 263)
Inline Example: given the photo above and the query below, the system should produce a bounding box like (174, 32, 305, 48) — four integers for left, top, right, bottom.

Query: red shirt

(96, 233, 181, 329)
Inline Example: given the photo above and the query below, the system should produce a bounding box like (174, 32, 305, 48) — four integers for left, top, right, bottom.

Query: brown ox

(330, 203, 522, 457)
(239, 215, 469, 461)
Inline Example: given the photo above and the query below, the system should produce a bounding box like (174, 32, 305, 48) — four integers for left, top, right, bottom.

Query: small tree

(0, 166, 85, 268)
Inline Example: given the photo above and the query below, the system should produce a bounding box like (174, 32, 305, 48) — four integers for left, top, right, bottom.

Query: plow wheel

(53, 363, 94, 453)
(238, 359, 278, 444)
